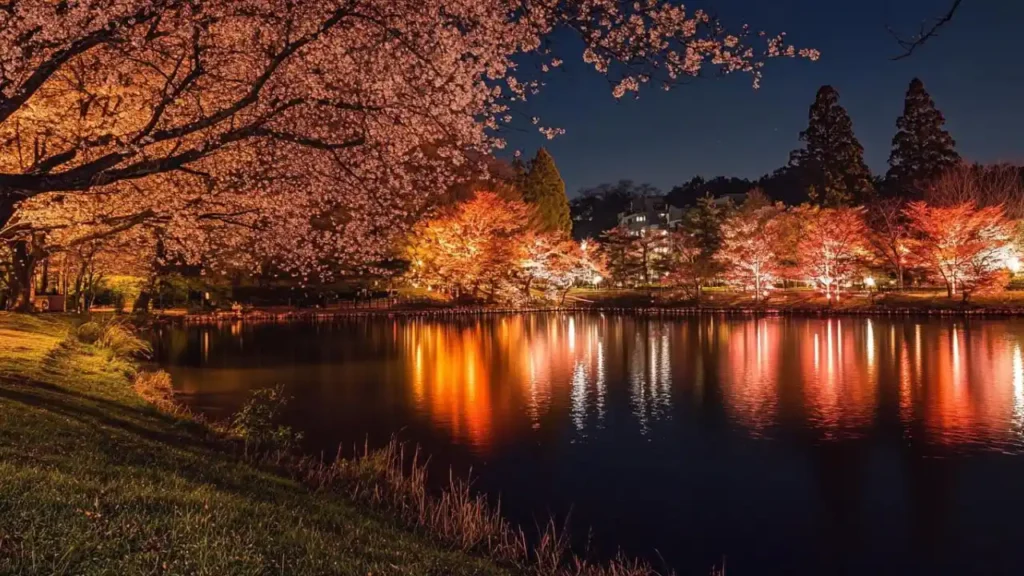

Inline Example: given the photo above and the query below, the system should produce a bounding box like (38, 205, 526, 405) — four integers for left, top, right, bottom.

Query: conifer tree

(886, 78, 960, 198)
(789, 86, 874, 207)
(523, 148, 572, 235)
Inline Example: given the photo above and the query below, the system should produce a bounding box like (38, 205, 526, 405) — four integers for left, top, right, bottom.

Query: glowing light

(1008, 256, 1021, 274)
(864, 277, 875, 288)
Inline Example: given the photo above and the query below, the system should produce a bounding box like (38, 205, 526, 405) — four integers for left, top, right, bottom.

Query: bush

(231, 385, 302, 457)
(76, 321, 103, 344)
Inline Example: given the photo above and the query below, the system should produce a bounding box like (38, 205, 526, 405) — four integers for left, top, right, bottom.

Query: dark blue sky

(504, 0, 1024, 197)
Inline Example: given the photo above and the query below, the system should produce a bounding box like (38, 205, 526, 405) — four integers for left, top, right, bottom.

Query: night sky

(503, 0, 1024, 196)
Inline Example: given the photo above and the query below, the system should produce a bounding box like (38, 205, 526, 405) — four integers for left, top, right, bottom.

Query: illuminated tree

(718, 194, 785, 301)
(865, 197, 913, 290)
(406, 191, 530, 301)
(0, 0, 815, 310)
(664, 195, 728, 300)
(522, 149, 571, 236)
(520, 235, 605, 304)
(664, 227, 711, 301)
(903, 201, 1016, 300)
(791, 205, 870, 301)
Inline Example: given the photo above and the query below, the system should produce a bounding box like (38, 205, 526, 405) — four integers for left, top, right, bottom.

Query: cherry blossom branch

(0, 2, 171, 124)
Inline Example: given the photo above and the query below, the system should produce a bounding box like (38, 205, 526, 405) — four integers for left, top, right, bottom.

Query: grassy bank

(0, 313, 514, 575)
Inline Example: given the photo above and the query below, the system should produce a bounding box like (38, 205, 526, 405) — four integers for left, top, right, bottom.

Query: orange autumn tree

(718, 193, 786, 301)
(903, 201, 1017, 301)
(406, 191, 530, 301)
(791, 205, 871, 301)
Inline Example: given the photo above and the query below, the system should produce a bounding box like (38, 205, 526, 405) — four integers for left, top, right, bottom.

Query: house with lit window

(617, 195, 684, 236)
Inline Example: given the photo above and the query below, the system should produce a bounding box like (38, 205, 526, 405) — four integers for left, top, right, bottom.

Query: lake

(152, 313, 1024, 575)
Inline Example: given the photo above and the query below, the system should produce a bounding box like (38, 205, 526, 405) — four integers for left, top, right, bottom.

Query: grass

(0, 313, 512, 576)
(0, 313, 666, 576)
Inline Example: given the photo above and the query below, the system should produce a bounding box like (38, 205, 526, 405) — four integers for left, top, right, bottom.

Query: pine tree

(510, 155, 528, 191)
(886, 78, 960, 198)
(522, 148, 572, 235)
(789, 85, 874, 207)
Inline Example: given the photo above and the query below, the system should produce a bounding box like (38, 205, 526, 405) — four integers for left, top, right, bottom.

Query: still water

(153, 313, 1024, 575)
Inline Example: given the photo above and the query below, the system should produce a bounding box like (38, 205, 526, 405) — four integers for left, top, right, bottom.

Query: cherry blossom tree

(519, 235, 605, 304)
(903, 201, 1016, 301)
(0, 0, 816, 310)
(865, 197, 912, 290)
(791, 205, 870, 301)
(717, 194, 785, 301)
(664, 227, 715, 301)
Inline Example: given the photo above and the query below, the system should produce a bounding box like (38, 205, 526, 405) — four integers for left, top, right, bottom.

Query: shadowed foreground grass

(0, 313, 512, 576)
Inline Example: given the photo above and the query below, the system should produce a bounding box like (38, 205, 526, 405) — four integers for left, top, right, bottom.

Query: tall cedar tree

(523, 148, 572, 235)
(789, 86, 874, 207)
(886, 78, 959, 198)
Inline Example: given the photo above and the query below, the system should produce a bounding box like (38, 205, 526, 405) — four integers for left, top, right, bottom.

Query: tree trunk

(134, 290, 153, 313)
(896, 265, 904, 291)
(39, 256, 49, 294)
(946, 281, 953, 299)
(9, 240, 37, 312)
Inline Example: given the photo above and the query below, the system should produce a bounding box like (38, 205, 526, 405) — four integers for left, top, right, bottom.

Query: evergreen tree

(510, 155, 528, 191)
(523, 148, 572, 235)
(788, 85, 874, 207)
(886, 78, 960, 198)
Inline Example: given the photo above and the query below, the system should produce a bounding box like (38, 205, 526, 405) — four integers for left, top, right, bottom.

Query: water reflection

(153, 314, 1024, 576)
(156, 315, 1024, 455)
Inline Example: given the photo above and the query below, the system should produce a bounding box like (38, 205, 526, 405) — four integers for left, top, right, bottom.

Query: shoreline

(159, 303, 1024, 324)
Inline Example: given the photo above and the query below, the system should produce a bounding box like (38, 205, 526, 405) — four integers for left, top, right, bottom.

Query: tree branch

(888, 0, 963, 61)
(0, 2, 170, 124)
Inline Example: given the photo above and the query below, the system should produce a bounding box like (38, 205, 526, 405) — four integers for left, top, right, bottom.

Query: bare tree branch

(888, 0, 963, 61)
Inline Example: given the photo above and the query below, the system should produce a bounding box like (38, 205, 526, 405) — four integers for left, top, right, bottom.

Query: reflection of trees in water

(162, 315, 1024, 453)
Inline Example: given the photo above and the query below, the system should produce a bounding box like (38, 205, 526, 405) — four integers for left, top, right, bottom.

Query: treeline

(572, 78, 1020, 238)
(600, 173, 1020, 303)
(554, 78, 1024, 303)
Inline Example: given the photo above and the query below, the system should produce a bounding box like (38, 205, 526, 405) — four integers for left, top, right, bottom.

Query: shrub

(76, 321, 103, 344)
(231, 385, 302, 457)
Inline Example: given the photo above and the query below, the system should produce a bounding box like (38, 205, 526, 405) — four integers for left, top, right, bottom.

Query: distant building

(617, 196, 684, 235)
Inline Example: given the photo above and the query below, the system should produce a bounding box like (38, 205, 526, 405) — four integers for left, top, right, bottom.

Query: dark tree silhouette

(789, 85, 874, 207)
(886, 78, 959, 198)
(666, 176, 752, 207)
